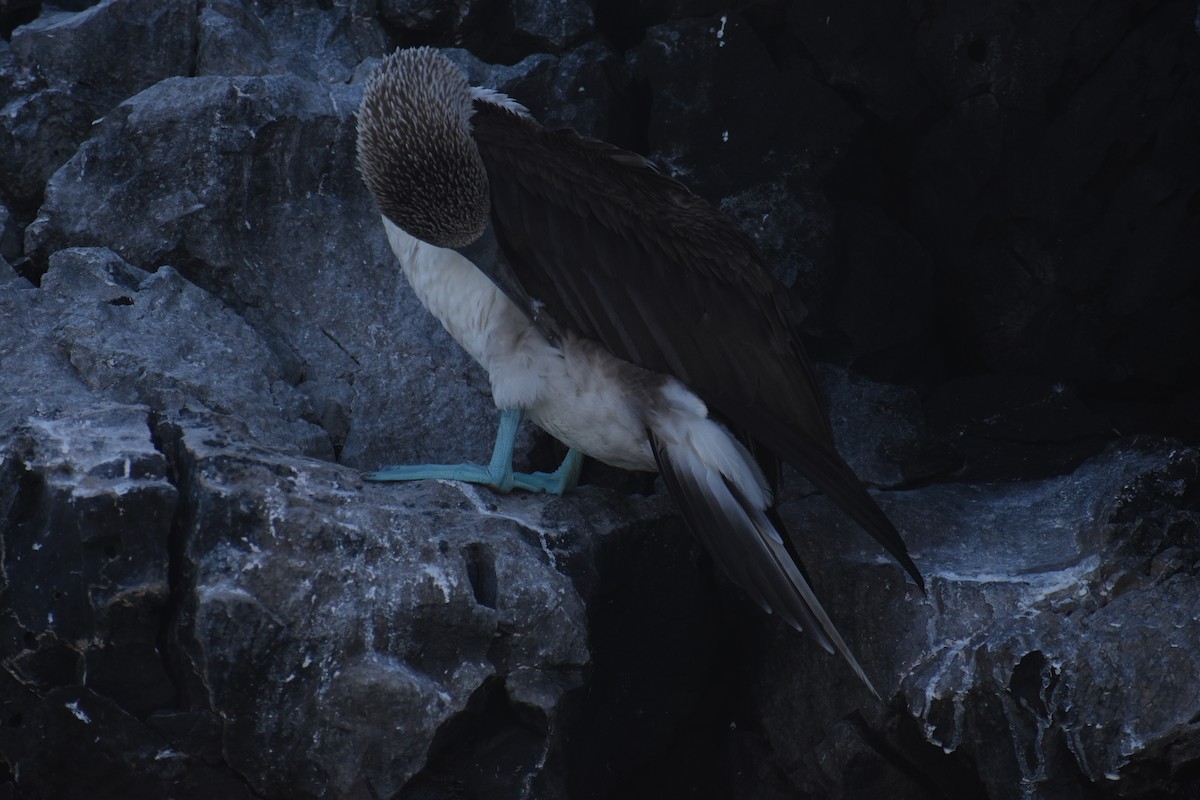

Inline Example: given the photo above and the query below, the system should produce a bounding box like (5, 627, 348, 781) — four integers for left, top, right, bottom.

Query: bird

(355, 46, 923, 695)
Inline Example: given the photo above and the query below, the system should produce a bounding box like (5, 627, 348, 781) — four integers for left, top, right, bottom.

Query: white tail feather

(653, 379, 772, 510)
(649, 379, 879, 698)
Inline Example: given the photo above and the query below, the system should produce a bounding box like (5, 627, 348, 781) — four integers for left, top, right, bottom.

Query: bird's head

(356, 47, 489, 248)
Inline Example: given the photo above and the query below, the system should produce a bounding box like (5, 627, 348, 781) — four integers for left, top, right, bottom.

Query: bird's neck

(382, 216, 539, 387)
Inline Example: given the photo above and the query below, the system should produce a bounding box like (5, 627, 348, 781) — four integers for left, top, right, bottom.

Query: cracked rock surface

(2, 1, 1199, 798)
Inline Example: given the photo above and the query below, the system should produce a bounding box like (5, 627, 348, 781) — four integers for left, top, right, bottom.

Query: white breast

(383, 217, 657, 471)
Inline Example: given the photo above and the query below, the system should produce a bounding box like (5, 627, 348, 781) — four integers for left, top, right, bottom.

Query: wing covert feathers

(470, 101, 921, 589)
(464, 91, 921, 693)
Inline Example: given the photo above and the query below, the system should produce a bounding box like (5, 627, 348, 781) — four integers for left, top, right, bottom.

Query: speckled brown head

(356, 47, 489, 248)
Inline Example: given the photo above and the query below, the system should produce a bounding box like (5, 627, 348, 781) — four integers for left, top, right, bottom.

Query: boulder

(196, 0, 387, 83)
(0, 0, 197, 206)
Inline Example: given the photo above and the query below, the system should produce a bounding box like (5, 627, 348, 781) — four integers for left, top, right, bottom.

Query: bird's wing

(650, 431, 879, 698)
(469, 101, 922, 590)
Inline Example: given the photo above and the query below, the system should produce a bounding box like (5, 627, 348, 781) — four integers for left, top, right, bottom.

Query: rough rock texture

(196, 0, 387, 83)
(2, 1, 1199, 799)
(0, 0, 197, 206)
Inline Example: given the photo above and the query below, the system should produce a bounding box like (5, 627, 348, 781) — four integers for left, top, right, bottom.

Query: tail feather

(754, 424, 924, 592)
(650, 429, 879, 698)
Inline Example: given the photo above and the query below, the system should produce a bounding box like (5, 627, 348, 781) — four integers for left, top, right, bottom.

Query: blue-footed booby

(355, 47, 923, 694)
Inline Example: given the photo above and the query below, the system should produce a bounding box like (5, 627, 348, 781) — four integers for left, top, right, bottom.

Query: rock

(817, 364, 960, 489)
(627, 15, 860, 207)
(0, 203, 21, 263)
(0, 86, 95, 207)
(905, 0, 1200, 385)
(923, 374, 1113, 482)
(444, 40, 617, 135)
(2, 247, 328, 458)
(591, 0, 730, 49)
(0, 2, 41, 38)
(510, 0, 593, 52)
(154, 415, 596, 798)
(0, 242, 609, 797)
(379, 0, 590, 63)
(0, 403, 175, 700)
(25, 72, 508, 473)
(197, 0, 387, 83)
(0, 399, 611, 798)
(626, 14, 938, 364)
(0, 401, 258, 799)
(2, 1, 1199, 798)
(379, 0, 478, 37)
(741, 442, 1200, 800)
(0, 0, 197, 206)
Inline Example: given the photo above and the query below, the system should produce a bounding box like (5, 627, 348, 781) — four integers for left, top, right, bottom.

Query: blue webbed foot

(365, 409, 584, 496)
(513, 447, 583, 495)
(366, 462, 517, 491)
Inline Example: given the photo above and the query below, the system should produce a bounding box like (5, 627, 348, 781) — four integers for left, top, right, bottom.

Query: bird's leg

(514, 446, 584, 495)
(366, 408, 583, 495)
(366, 407, 521, 490)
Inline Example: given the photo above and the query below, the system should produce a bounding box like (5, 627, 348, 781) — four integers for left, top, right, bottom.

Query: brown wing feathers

(470, 101, 923, 593)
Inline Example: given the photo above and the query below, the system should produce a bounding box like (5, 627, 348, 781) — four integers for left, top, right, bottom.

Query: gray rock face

(0, 0, 197, 205)
(196, 0, 387, 83)
(26, 71, 509, 473)
(3, 247, 327, 456)
(0, 245, 609, 797)
(159, 416, 593, 799)
(763, 444, 1200, 799)
(1, 1, 1198, 799)
(510, 0, 594, 52)
(0, 203, 21, 263)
